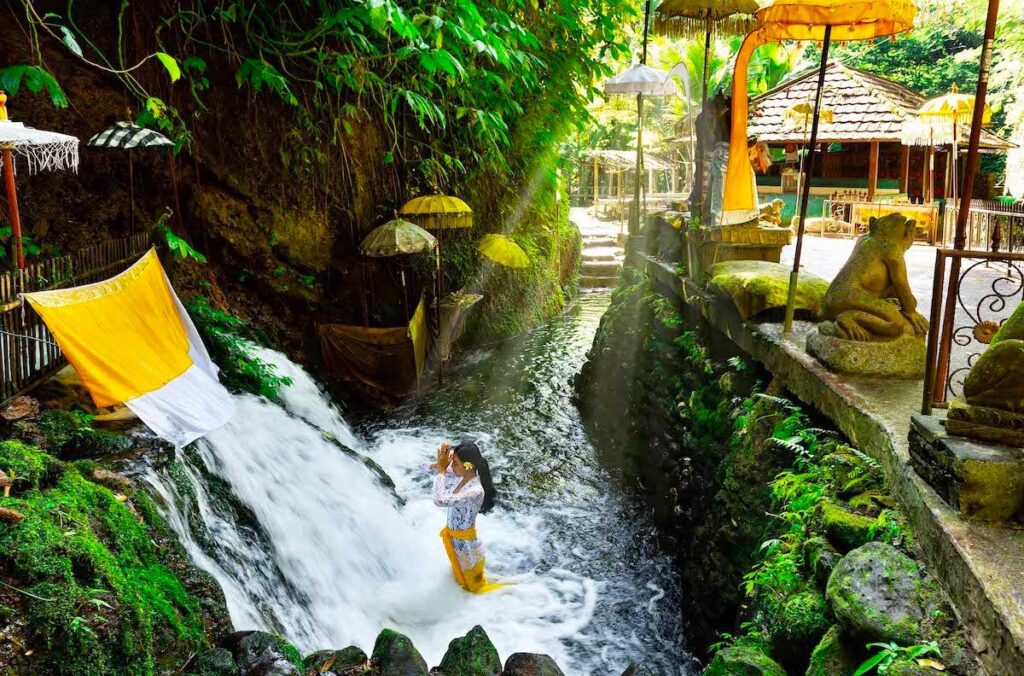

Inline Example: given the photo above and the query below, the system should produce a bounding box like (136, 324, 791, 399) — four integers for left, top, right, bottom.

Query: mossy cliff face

(0, 2, 582, 387)
(0, 437, 226, 674)
(576, 267, 978, 674)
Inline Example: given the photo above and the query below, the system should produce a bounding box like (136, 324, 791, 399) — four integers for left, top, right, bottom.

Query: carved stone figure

(759, 199, 785, 227)
(807, 213, 928, 377)
(946, 302, 1024, 446)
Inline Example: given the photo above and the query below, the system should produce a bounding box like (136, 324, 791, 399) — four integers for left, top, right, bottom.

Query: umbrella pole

(693, 14, 712, 220)
(128, 149, 135, 235)
(630, 0, 652, 237)
(783, 25, 832, 334)
(2, 148, 24, 270)
(437, 230, 444, 387)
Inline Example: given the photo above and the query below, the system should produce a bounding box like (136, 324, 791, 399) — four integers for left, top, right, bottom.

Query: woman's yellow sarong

(440, 526, 506, 594)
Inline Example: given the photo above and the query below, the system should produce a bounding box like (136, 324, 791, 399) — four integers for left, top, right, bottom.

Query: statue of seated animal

(818, 213, 928, 341)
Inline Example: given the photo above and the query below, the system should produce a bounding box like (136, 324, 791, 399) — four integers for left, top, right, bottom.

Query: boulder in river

(372, 629, 429, 676)
(826, 541, 935, 644)
(222, 630, 302, 675)
(304, 646, 369, 674)
(621, 663, 656, 675)
(186, 647, 238, 675)
(437, 625, 501, 675)
(500, 653, 564, 676)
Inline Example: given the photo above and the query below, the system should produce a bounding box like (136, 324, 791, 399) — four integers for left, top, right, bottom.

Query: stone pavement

(570, 206, 624, 289)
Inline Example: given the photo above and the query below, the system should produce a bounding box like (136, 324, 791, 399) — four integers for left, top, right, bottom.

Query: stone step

(582, 246, 624, 261)
(583, 251, 618, 262)
(583, 237, 619, 248)
(580, 274, 620, 289)
(582, 260, 622, 275)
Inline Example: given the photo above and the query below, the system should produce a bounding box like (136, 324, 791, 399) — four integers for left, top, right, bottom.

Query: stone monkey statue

(818, 213, 928, 341)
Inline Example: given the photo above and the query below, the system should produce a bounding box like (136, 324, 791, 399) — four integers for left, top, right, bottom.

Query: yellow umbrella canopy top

(654, 0, 760, 38)
(784, 101, 834, 128)
(919, 84, 993, 125)
(755, 0, 916, 42)
(398, 194, 473, 230)
(478, 234, 529, 269)
(359, 217, 437, 257)
(722, 0, 915, 223)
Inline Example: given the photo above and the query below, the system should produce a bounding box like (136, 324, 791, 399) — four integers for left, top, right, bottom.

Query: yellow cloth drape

(24, 249, 192, 407)
(439, 526, 506, 594)
(722, 0, 916, 224)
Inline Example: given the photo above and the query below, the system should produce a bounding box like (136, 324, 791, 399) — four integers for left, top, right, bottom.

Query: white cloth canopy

(604, 64, 679, 97)
(0, 120, 80, 175)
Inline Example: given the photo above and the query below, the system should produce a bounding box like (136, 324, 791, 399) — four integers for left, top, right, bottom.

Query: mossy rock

(821, 500, 876, 550)
(0, 439, 62, 490)
(501, 652, 564, 676)
(187, 647, 237, 675)
(886, 661, 936, 675)
(304, 646, 368, 674)
(804, 626, 859, 676)
(826, 542, 932, 644)
(803, 536, 842, 590)
(706, 260, 829, 320)
(372, 629, 428, 676)
(621, 663, 656, 675)
(229, 631, 302, 674)
(438, 625, 501, 675)
(778, 590, 831, 648)
(705, 644, 786, 676)
(848, 490, 896, 516)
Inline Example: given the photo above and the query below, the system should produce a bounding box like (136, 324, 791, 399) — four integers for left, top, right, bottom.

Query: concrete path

(571, 206, 625, 289)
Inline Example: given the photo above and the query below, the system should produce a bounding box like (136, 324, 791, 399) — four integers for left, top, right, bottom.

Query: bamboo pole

(783, 25, 832, 334)
(2, 148, 24, 269)
(933, 0, 1000, 402)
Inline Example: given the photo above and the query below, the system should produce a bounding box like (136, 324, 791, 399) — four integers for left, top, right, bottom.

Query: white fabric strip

(125, 363, 235, 448)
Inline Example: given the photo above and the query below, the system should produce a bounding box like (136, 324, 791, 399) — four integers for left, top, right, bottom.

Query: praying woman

(431, 440, 504, 593)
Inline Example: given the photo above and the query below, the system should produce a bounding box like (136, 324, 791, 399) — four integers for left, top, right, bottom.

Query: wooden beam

(899, 145, 910, 193)
(867, 140, 880, 202)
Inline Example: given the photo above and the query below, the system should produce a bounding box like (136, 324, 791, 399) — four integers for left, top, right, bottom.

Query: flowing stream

(142, 292, 695, 674)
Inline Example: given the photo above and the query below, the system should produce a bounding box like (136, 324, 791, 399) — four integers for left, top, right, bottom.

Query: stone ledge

(643, 256, 1024, 676)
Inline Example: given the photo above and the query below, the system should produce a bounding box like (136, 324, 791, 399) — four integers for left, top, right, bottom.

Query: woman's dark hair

(453, 440, 496, 513)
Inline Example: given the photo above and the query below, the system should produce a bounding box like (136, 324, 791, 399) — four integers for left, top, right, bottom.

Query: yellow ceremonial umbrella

(654, 0, 760, 105)
(398, 192, 473, 384)
(718, 0, 916, 332)
(478, 234, 529, 269)
(918, 84, 993, 232)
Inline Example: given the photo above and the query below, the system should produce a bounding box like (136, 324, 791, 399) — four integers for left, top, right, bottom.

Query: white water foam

(143, 347, 601, 671)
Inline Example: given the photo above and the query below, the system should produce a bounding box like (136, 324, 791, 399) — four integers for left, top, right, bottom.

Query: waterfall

(141, 347, 616, 671)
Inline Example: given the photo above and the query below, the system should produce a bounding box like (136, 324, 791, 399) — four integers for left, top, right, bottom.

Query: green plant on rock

(185, 295, 292, 399)
(853, 641, 942, 675)
(0, 442, 205, 674)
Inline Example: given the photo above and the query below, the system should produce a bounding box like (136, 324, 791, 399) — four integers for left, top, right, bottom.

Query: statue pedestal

(946, 400, 1024, 447)
(910, 413, 1024, 523)
(807, 329, 926, 378)
(684, 224, 792, 280)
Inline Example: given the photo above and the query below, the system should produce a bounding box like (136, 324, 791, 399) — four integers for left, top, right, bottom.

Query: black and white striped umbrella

(87, 121, 173, 149)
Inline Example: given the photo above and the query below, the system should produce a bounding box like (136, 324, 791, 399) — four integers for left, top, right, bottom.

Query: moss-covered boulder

(187, 647, 238, 675)
(848, 490, 896, 516)
(229, 631, 302, 674)
(501, 653, 564, 676)
(304, 646, 368, 674)
(706, 260, 829, 320)
(372, 629, 428, 676)
(803, 536, 842, 589)
(621, 663, 656, 675)
(826, 542, 932, 644)
(821, 500, 876, 550)
(805, 626, 859, 676)
(705, 643, 786, 676)
(438, 625, 501, 675)
(777, 590, 831, 648)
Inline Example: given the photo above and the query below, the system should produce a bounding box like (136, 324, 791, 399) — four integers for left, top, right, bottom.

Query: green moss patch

(0, 442, 205, 674)
(706, 260, 829, 320)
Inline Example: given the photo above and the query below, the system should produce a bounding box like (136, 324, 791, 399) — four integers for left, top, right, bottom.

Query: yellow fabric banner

(24, 249, 192, 407)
